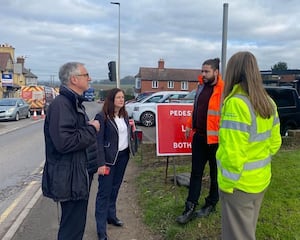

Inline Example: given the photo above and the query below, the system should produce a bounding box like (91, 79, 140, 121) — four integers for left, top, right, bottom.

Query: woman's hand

(97, 166, 107, 176)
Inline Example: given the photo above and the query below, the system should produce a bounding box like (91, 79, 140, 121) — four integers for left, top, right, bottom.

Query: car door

(18, 99, 27, 117)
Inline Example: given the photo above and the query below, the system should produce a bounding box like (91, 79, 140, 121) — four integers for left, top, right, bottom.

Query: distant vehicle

(180, 86, 300, 136)
(0, 98, 31, 121)
(84, 87, 95, 102)
(265, 86, 300, 136)
(20, 85, 56, 113)
(177, 89, 196, 103)
(131, 91, 189, 127)
(125, 91, 155, 105)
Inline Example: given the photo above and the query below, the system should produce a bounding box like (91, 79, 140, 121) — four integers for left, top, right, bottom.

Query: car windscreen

(0, 99, 17, 106)
(145, 95, 164, 103)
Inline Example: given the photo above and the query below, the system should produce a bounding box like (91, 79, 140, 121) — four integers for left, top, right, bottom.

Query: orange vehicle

(20, 85, 56, 113)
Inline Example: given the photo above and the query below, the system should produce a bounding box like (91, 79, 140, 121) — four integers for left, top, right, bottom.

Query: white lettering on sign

(169, 110, 192, 117)
(173, 142, 192, 149)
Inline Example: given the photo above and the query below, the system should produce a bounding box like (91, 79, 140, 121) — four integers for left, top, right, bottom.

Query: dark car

(265, 86, 300, 136)
(0, 98, 31, 121)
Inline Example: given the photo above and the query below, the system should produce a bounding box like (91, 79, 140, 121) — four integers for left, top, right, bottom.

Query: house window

(181, 81, 188, 90)
(152, 80, 158, 89)
(168, 81, 174, 89)
(136, 77, 141, 89)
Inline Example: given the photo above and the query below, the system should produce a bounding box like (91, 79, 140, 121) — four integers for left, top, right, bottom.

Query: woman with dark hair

(217, 51, 282, 239)
(94, 88, 135, 240)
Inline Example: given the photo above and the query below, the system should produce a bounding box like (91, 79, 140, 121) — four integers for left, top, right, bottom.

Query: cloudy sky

(1, 0, 300, 82)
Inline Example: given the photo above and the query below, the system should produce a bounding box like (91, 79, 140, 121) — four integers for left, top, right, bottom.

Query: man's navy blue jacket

(42, 86, 99, 202)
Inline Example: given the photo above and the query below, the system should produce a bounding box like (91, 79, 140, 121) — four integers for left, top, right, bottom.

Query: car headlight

(133, 106, 139, 111)
(7, 107, 16, 114)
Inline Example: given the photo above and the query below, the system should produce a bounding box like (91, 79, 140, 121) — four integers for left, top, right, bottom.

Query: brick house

(134, 59, 300, 96)
(134, 59, 202, 96)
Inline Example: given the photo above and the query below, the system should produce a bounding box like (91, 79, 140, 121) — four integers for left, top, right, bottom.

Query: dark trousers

(187, 132, 219, 206)
(95, 149, 129, 237)
(58, 174, 93, 240)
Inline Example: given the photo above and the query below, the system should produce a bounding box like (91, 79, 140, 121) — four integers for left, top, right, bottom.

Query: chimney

(158, 59, 165, 69)
(17, 56, 25, 65)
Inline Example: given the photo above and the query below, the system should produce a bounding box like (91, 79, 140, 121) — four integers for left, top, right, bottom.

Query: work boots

(176, 201, 196, 224)
(195, 204, 216, 218)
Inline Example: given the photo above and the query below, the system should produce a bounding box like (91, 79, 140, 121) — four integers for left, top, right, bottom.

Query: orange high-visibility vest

(186, 75, 224, 144)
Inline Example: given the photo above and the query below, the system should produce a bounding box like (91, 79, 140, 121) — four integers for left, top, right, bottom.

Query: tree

(271, 62, 288, 71)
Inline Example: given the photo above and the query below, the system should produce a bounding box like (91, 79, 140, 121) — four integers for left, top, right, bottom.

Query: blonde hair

(224, 51, 275, 118)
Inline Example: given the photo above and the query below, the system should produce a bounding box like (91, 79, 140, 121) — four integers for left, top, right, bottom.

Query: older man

(42, 62, 100, 240)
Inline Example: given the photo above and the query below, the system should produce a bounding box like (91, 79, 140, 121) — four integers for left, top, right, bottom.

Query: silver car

(0, 98, 31, 121)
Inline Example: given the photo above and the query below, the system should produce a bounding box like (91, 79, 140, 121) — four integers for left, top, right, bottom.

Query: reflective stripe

(217, 156, 271, 181)
(273, 115, 280, 126)
(208, 109, 220, 116)
(244, 156, 271, 170)
(218, 94, 276, 181)
(217, 160, 240, 180)
(207, 130, 219, 136)
(221, 120, 250, 132)
(233, 95, 271, 142)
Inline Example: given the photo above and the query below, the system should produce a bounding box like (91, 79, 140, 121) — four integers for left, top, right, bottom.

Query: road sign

(156, 103, 194, 156)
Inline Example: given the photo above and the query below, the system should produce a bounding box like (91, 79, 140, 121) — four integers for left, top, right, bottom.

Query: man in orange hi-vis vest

(176, 58, 224, 224)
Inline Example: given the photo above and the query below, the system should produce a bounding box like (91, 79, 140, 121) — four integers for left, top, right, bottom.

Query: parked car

(265, 86, 300, 136)
(166, 86, 300, 136)
(131, 91, 189, 127)
(0, 98, 31, 121)
(125, 91, 155, 105)
(126, 92, 155, 117)
(178, 89, 196, 103)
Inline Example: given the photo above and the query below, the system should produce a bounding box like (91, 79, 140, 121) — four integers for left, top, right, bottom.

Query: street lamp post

(110, 2, 120, 88)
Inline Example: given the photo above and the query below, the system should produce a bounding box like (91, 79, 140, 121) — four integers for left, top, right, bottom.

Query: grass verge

(134, 144, 300, 240)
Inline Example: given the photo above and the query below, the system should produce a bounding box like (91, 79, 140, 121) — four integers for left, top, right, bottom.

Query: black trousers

(57, 174, 93, 240)
(186, 132, 219, 206)
(95, 148, 129, 238)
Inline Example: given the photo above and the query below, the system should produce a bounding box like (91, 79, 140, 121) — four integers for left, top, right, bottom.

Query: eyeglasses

(201, 70, 211, 73)
(75, 73, 89, 78)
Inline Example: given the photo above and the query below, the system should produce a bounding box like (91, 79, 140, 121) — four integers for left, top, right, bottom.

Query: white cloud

(1, 0, 299, 82)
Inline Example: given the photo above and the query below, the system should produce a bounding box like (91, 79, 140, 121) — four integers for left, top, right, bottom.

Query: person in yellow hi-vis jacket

(216, 51, 282, 240)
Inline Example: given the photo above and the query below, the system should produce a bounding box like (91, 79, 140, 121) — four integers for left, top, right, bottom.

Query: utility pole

(221, 3, 229, 77)
(110, 2, 121, 88)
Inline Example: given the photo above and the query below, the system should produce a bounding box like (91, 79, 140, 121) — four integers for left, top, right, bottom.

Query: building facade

(134, 59, 300, 96)
(134, 59, 201, 96)
(0, 43, 37, 98)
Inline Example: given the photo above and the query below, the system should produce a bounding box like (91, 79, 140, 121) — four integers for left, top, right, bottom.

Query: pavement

(5, 174, 99, 240)
(3, 159, 151, 240)
(0, 120, 157, 240)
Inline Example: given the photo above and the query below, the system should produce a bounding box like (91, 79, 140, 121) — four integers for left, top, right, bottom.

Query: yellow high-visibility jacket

(216, 84, 282, 193)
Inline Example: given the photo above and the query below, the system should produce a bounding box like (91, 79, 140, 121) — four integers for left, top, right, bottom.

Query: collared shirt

(114, 116, 129, 151)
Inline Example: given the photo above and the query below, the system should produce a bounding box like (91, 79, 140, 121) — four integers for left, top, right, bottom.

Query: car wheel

(140, 111, 155, 127)
(27, 111, 31, 118)
(282, 125, 293, 137)
(15, 112, 20, 121)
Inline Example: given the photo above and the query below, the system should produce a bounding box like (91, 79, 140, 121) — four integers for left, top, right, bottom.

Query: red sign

(156, 103, 194, 156)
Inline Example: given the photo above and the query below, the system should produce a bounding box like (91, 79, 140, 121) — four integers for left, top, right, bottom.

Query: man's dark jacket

(42, 86, 99, 202)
